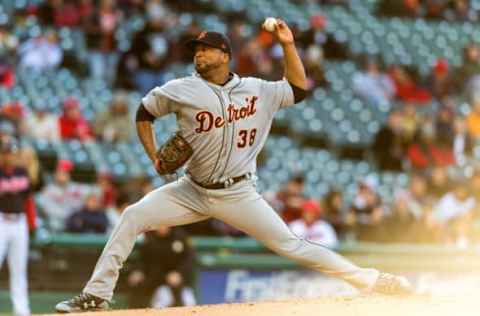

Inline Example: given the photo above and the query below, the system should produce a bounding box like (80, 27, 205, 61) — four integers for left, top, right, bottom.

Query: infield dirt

(40, 294, 479, 316)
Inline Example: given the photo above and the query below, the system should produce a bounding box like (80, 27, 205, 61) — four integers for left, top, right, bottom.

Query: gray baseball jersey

(82, 72, 380, 302)
(141, 72, 294, 184)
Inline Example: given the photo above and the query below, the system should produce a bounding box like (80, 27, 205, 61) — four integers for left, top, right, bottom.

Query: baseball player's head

(186, 31, 232, 76)
(55, 159, 74, 185)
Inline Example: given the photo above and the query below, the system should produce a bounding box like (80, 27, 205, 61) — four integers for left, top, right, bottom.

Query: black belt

(191, 173, 250, 190)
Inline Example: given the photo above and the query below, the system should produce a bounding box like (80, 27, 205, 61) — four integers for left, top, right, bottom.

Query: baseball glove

(155, 133, 193, 175)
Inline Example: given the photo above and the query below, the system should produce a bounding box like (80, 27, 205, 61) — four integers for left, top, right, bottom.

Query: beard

(194, 59, 220, 75)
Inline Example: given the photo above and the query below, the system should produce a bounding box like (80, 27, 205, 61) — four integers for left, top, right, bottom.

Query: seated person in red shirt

(58, 97, 93, 142)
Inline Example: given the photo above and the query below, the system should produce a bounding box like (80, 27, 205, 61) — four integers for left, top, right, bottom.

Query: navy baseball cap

(186, 31, 232, 57)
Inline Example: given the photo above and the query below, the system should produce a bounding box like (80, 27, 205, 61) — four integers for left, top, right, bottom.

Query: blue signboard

(197, 270, 356, 304)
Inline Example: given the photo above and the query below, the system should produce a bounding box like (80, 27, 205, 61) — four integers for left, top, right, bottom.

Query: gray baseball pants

(83, 177, 379, 300)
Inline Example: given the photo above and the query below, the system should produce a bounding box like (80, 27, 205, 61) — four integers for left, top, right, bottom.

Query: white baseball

(263, 17, 278, 32)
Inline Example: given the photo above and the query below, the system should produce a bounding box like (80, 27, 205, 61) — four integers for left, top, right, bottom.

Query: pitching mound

(41, 295, 478, 316)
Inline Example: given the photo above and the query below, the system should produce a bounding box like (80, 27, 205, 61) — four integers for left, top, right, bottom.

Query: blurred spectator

(275, 175, 306, 223)
(0, 62, 15, 90)
(25, 105, 60, 142)
(298, 14, 328, 49)
(377, 0, 421, 17)
(18, 30, 63, 71)
(298, 14, 348, 60)
(38, 0, 89, 26)
(386, 200, 416, 242)
(412, 197, 441, 243)
(355, 199, 387, 242)
(227, 20, 248, 61)
(58, 97, 93, 142)
(123, 175, 152, 201)
(407, 120, 455, 170)
(37, 0, 58, 25)
(130, 14, 171, 94)
(106, 193, 129, 234)
(84, 0, 122, 82)
(350, 177, 389, 242)
(390, 174, 440, 243)
(427, 166, 451, 199)
(127, 227, 196, 308)
(37, 159, 92, 231)
(94, 92, 134, 142)
(433, 182, 475, 245)
(236, 39, 262, 77)
(457, 43, 480, 95)
(378, 0, 477, 21)
(289, 200, 338, 247)
(466, 96, 480, 140)
(66, 193, 108, 234)
(453, 117, 473, 165)
(425, 0, 447, 19)
(407, 126, 455, 170)
(388, 65, 432, 104)
(350, 177, 384, 225)
(393, 173, 430, 219)
(17, 144, 42, 190)
(53, 0, 83, 27)
(304, 45, 327, 89)
(96, 172, 117, 208)
(0, 101, 26, 137)
(398, 104, 420, 144)
(78, 0, 95, 24)
(0, 25, 19, 62)
(116, 0, 145, 17)
(427, 58, 454, 99)
(435, 106, 455, 147)
(172, 21, 202, 64)
(352, 59, 395, 106)
(0, 121, 15, 143)
(323, 189, 354, 240)
(448, 0, 477, 21)
(372, 111, 404, 171)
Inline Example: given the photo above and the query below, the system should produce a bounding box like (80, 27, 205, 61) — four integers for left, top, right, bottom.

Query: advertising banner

(197, 269, 480, 304)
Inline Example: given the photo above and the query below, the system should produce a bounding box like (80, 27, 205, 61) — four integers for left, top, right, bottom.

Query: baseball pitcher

(56, 19, 411, 313)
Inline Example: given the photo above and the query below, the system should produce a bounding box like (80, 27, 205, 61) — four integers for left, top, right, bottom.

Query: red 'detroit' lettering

(195, 96, 258, 134)
(0, 176, 29, 193)
(227, 96, 257, 123)
(195, 111, 227, 133)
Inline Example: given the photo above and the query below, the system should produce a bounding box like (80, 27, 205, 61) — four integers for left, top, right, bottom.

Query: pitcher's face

(194, 44, 228, 74)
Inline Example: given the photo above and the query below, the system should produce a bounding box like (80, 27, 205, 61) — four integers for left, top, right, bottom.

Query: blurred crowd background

(3, 0, 480, 256)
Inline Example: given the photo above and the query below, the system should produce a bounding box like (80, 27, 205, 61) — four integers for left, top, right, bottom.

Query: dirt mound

(40, 295, 476, 316)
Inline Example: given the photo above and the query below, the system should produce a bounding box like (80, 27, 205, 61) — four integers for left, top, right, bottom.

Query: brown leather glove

(155, 133, 193, 175)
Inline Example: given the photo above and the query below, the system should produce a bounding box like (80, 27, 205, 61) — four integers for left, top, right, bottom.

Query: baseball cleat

(368, 272, 413, 295)
(55, 292, 109, 313)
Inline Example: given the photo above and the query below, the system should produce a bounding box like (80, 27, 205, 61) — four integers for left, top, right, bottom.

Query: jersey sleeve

(141, 87, 174, 118)
(260, 79, 295, 114)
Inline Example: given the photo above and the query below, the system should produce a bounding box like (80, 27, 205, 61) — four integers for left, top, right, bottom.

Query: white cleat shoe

(55, 292, 109, 313)
(368, 272, 413, 295)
